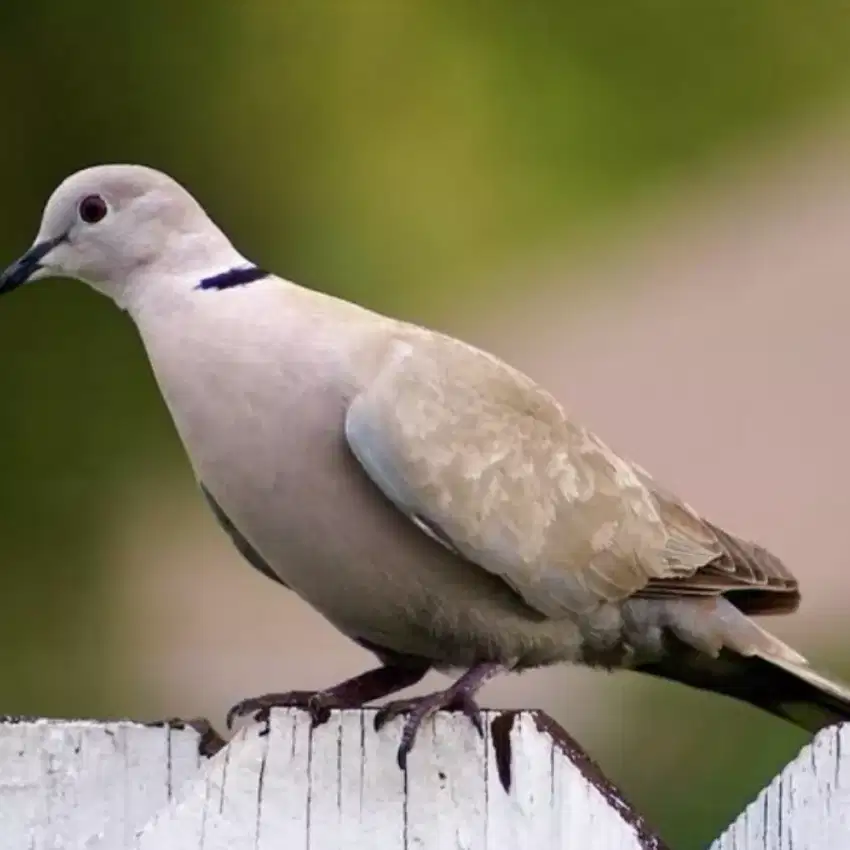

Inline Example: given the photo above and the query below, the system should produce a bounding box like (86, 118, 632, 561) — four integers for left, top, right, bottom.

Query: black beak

(0, 234, 66, 295)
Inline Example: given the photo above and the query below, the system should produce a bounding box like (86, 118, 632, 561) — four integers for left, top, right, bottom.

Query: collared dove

(2, 164, 849, 768)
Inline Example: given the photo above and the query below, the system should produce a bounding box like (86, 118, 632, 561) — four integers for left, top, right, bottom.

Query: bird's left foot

(373, 661, 506, 769)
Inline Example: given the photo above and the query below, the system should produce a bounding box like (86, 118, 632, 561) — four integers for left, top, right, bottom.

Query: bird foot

(184, 716, 229, 757)
(374, 685, 485, 770)
(226, 690, 341, 730)
(151, 716, 229, 758)
(225, 660, 433, 734)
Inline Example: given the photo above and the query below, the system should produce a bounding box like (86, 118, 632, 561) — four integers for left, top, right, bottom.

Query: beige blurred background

(2, 5, 850, 848)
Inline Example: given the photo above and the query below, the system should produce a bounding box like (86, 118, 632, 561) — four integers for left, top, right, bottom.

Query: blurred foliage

(2, 3, 850, 846)
(591, 675, 809, 846)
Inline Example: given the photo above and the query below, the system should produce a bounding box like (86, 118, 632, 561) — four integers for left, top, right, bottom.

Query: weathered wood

(135, 708, 665, 849)
(0, 717, 206, 850)
(0, 710, 668, 848)
(9, 712, 850, 848)
(712, 722, 850, 849)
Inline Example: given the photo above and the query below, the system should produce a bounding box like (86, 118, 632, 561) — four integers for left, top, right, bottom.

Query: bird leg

(374, 661, 507, 769)
(226, 659, 430, 730)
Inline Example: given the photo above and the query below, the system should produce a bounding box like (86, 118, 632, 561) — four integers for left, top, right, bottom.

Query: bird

(2, 164, 849, 769)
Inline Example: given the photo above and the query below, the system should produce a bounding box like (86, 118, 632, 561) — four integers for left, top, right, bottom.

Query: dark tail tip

(638, 649, 850, 734)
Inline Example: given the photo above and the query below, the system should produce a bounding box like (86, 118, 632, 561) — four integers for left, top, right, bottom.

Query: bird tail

(637, 610, 850, 733)
(749, 652, 850, 732)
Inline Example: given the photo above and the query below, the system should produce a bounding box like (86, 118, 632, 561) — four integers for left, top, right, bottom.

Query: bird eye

(78, 194, 108, 224)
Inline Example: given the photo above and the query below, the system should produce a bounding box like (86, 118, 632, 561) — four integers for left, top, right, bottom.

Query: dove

(2, 164, 849, 769)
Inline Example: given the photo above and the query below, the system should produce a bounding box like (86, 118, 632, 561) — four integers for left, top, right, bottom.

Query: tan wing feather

(346, 332, 738, 619)
(630, 467, 800, 615)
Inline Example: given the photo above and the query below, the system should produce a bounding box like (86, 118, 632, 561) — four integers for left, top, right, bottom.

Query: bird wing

(627, 470, 799, 615)
(343, 332, 765, 619)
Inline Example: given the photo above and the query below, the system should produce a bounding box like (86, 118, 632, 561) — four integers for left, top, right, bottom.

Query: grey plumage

(2, 164, 848, 767)
(201, 484, 289, 589)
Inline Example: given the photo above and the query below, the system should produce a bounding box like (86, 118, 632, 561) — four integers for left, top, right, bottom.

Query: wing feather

(345, 333, 797, 618)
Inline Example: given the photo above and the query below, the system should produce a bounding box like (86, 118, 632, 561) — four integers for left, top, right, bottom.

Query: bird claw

(226, 691, 335, 730)
(374, 688, 485, 770)
(148, 716, 229, 758)
(184, 717, 229, 757)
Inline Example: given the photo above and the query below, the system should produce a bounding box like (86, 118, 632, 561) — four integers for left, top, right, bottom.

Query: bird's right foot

(226, 690, 342, 730)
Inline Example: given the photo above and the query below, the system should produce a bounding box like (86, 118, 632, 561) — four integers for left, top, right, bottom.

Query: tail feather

(762, 653, 850, 731)
(638, 647, 850, 733)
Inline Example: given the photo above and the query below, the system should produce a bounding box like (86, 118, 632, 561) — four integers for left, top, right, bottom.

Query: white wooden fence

(0, 709, 845, 848)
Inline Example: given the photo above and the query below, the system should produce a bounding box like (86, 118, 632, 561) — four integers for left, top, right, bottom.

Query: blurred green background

(3, 3, 850, 847)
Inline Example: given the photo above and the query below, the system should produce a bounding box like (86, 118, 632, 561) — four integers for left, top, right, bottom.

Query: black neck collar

(197, 265, 269, 291)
